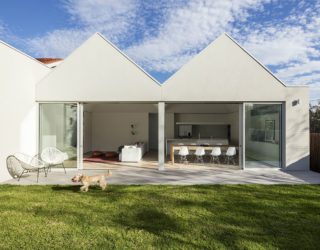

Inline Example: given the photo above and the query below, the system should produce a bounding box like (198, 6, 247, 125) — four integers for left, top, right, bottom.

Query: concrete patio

(2, 165, 320, 185)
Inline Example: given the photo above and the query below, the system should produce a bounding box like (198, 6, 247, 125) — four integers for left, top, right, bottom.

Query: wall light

(292, 99, 300, 106)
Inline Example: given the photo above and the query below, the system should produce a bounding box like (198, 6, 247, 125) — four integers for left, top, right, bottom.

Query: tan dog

(71, 170, 112, 192)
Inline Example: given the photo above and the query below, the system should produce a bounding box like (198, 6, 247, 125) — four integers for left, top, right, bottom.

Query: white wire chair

(6, 153, 47, 183)
(40, 147, 68, 174)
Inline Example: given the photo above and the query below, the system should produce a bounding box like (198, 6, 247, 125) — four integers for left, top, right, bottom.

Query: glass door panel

(245, 103, 282, 168)
(39, 103, 78, 168)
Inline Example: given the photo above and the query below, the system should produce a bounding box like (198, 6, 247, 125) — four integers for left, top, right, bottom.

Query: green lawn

(0, 185, 320, 249)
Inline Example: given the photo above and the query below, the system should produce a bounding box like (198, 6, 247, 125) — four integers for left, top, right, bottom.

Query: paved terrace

(2, 166, 320, 185)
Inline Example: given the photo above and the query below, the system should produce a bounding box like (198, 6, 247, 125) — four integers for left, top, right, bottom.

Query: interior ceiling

(84, 103, 239, 114)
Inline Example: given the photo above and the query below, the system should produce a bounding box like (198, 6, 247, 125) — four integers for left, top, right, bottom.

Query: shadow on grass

(51, 185, 81, 192)
(114, 207, 181, 235)
(51, 185, 114, 193)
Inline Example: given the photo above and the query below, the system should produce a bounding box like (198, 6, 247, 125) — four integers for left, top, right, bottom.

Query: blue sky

(1, 0, 320, 100)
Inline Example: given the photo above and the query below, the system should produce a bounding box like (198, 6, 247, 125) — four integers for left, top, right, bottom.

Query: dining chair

(194, 147, 205, 164)
(210, 147, 221, 164)
(225, 147, 236, 165)
(178, 146, 189, 164)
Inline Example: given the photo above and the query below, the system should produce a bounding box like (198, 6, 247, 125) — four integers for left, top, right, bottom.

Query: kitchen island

(166, 138, 229, 155)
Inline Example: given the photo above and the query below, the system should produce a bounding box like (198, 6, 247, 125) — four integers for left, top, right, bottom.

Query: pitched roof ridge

(0, 39, 50, 69)
(223, 33, 288, 87)
(162, 33, 226, 84)
(37, 33, 162, 87)
(95, 32, 161, 86)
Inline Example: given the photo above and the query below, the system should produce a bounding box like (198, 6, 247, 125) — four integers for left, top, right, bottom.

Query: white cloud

(0, 21, 9, 39)
(25, 0, 270, 69)
(233, 3, 320, 99)
(21, 0, 320, 100)
(63, 0, 138, 41)
(0, 23, 5, 36)
(125, 0, 270, 72)
(27, 0, 139, 57)
(276, 61, 320, 81)
(27, 29, 92, 58)
(242, 27, 317, 65)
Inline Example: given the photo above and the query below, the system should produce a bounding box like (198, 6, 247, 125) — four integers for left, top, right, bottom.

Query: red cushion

(105, 151, 118, 158)
(92, 151, 103, 157)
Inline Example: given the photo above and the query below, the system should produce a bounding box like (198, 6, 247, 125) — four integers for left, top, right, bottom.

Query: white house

(0, 33, 309, 181)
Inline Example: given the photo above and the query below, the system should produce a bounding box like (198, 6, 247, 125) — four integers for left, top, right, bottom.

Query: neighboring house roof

(36, 58, 63, 68)
(36, 58, 63, 64)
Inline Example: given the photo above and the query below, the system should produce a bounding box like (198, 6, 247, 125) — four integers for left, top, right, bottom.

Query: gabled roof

(162, 33, 305, 102)
(0, 40, 51, 69)
(35, 32, 307, 102)
(36, 33, 161, 102)
(0, 40, 51, 83)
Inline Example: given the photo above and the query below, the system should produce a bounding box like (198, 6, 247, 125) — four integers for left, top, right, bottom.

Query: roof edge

(0, 40, 50, 69)
(223, 33, 289, 87)
(96, 32, 162, 86)
(163, 33, 227, 84)
(35, 34, 99, 83)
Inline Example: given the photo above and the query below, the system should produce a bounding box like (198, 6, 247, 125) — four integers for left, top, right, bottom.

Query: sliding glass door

(39, 103, 78, 168)
(245, 103, 282, 168)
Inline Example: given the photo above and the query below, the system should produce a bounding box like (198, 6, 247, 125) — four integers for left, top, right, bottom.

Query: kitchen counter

(166, 138, 229, 155)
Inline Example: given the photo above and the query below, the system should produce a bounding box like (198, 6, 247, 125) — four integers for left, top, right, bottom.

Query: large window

(39, 103, 78, 168)
(245, 103, 282, 168)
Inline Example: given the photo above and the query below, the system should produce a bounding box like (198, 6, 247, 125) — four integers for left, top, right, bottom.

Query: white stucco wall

(162, 34, 287, 102)
(36, 33, 161, 102)
(161, 34, 309, 170)
(0, 42, 50, 181)
(285, 87, 310, 170)
(32, 33, 311, 170)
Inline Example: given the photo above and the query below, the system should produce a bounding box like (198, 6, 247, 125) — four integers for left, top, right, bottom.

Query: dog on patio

(71, 170, 112, 192)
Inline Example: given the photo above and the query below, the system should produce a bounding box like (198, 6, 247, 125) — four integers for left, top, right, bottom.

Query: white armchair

(41, 147, 68, 173)
(6, 153, 47, 182)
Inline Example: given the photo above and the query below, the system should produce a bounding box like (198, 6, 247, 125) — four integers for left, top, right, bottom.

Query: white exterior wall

(31, 33, 310, 171)
(36, 33, 161, 102)
(161, 35, 309, 170)
(285, 87, 310, 170)
(162, 34, 288, 102)
(0, 42, 50, 181)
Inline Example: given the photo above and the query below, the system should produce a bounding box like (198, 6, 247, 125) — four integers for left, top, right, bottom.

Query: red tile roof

(36, 58, 63, 64)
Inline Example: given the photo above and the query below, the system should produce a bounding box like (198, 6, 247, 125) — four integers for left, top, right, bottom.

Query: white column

(77, 103, 84, 170)
(239, 103, 245, 170)
(158, 102, 165, 171)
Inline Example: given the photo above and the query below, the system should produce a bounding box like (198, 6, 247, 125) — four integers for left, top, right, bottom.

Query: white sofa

(119, 142, 147, 162)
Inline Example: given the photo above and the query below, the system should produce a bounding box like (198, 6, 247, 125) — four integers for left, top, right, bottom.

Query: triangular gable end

(36, 33, 161, 102)
(162, 33, 288, 102)
(0, 40, 51, 77)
